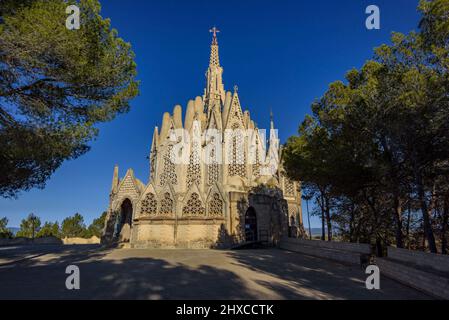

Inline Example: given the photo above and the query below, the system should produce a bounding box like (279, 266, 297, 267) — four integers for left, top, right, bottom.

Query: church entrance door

(117, 198, 133, 243)
(244, 207, 258, 242)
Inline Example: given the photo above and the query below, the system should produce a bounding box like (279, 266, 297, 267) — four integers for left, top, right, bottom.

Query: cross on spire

(209, 26, 220, 45)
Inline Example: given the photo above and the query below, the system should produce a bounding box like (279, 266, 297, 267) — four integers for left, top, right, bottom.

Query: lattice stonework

(159, 193, 173, 216)
(140, 193, 157, 216)
(208, 162, 219, 185)
(149, 153, 156, 181)
(187, 141, 201, 188)
(288, 204, 299, 225)
(284, 178, 295, 197)
(252, 137, 261, 178)
(207, 144, 219, 185)
(208, 193, 223, 216)
(210, 44, 220, 66)
(229, 124, 246, 177)
(160, 145, 177, 186)
(182, 193, 205, 216)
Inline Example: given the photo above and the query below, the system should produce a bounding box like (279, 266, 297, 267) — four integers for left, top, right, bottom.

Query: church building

(102, 28, 304, 248)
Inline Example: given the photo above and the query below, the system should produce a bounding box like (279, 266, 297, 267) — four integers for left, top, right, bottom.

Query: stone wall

(387, 246, 449, 273)
(62, 236, 100, 245)
(279, 237, 370, 265)
(131, 220, 225, 248)
(280, 238, 449, 299)
(0, 236, 102, 246)
(0, 236, 63, 246)
(376, 258, 449, 299)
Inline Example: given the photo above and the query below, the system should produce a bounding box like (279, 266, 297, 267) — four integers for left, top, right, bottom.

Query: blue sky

(0, 0, 421, 228)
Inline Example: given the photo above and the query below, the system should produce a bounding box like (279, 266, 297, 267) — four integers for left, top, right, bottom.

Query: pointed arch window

(182, 193, 205, 216)
(208, 193, 223, 217)
(159, 192, 174, 216)
(140, 193, 157, 216)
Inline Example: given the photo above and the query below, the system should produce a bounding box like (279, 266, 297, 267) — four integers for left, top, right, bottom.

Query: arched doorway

(244, 207, 258, 242)
(117, 198, 133, 242)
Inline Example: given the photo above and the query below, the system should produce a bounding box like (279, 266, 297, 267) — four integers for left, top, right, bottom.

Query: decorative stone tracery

(187, 141, 201, 188)
(140, 193, 157, 216)
(160, 145, 177, 186)
(284, 178, 295, 197)
(182, 193, 205, 216)
(159, 192, 174, 216)
(208, 193, 223, 216)
(228, 124, 246, 177)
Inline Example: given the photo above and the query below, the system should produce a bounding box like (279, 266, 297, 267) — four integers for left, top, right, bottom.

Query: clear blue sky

(0, 0, 421, 228)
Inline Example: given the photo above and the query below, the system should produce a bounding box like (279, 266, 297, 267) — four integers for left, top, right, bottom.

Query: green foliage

(16, 213, 41, 238)
(36, 221, 60, 238)
(0, 0, 139, 198)
(85, 211, 106, 238)
(61, 213, 86, 238)
(0, 216, 13, 238)
(284, 0, 449, 252)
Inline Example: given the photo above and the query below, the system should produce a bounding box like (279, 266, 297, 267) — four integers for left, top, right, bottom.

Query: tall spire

(204, 27, 225, 111)
(111, 164, 119, 194)
(209, 27, 220, 66)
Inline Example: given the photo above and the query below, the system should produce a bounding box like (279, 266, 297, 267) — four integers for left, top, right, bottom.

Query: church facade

(102, 29, 304, 248)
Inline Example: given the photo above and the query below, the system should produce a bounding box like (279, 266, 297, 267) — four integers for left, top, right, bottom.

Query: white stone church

(102, 29, 304, 248)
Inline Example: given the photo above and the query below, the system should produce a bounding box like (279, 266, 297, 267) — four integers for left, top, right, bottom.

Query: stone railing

(0, 236, 62, 246)
(387, 246, 449, 274)
(280, 238, 449, 299)
(280, 237, 370, 265)
(376, 258, 449, 299)
(0, 236, 100, 246)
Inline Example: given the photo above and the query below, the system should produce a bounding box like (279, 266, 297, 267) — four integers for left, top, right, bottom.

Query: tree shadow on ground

(0, 244, 100, 265)
(0, 246, 252, 299)
(0, 246, 430, 300)
(225, 249, 431, 300)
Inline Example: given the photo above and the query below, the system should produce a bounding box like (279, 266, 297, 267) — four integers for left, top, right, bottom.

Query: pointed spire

(204, 27, 225, 111)
(224, 87, 244, 129)
(268, 109, 280, 173)
(151, 126, 159, 153)
(111, 165, 119, 194)
(160, 112, 171, 142)
(222, 91, 232, 128)
(209, 27, 220, 66)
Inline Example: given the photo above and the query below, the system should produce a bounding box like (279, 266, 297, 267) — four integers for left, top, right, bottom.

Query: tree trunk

(442, 196, 448, 255)
(416, 175, 438, 253)
(325, 196, 332, 241)
(306, 199, 312, 240)
(393, 194, 404, 248)
(406, 201, 411, 249)
(319, 192, 326, 241)
(321, 210, 325, 241)
(349, 203, 355, 242)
